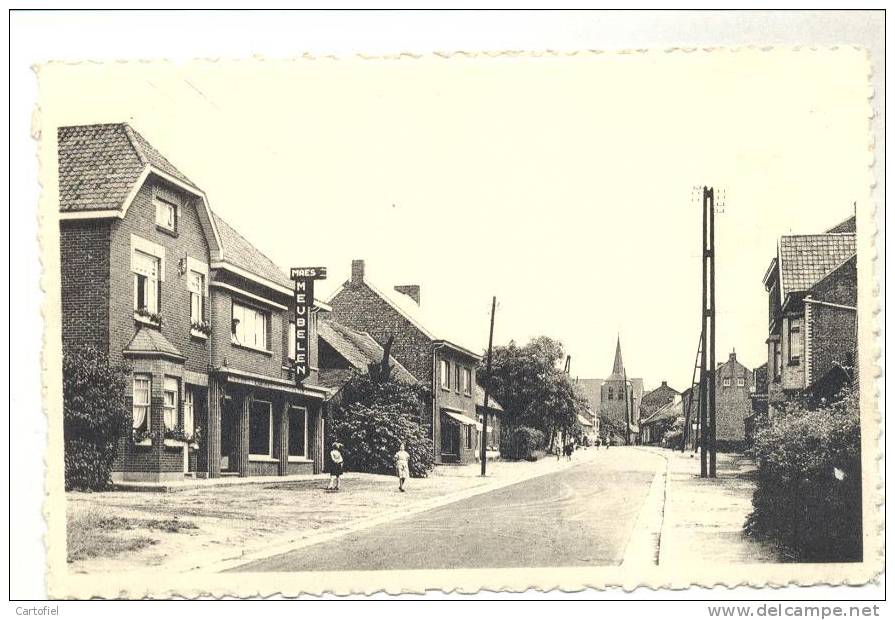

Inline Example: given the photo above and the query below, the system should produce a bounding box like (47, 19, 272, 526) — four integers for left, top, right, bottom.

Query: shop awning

(443, 410, 483, 431)
(577, 414, 594, 427)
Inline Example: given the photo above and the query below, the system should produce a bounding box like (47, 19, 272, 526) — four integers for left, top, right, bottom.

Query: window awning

(443, 410, 483, 431)
(577, 414, 594, 427)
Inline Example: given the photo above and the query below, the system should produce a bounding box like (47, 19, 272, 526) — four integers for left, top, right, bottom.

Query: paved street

(234, 449, 661, 572)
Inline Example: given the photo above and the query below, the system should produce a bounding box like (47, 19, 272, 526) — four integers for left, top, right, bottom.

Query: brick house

(326, 260, 489, 464)
(598, 337, 643, 444)
(638, 381, 680, 445)
(58, 123, 329, 482)
(762, 216, 857, 415)
(678, 351, 753, 451)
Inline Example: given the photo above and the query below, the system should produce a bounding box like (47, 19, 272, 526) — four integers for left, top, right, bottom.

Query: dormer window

(155, 197, 177, 232)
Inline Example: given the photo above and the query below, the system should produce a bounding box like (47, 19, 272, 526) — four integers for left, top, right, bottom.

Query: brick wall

(208, 272, 301, 383)
(107, 177, 212, 374)
(60, 220, 112, 355)
(809, 305, 857, 386)
(328, 282, 433, 383)
(434, 347, 479, 463)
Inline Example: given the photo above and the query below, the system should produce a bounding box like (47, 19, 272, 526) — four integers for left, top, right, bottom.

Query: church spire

(612, 335, 625, 377)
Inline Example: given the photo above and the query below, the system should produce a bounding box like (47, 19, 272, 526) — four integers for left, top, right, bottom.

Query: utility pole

(708, 187, 718, 478)
(623, 367, 630, 446)
(699, 186, 718, 478)
(480, 296, 496, 476)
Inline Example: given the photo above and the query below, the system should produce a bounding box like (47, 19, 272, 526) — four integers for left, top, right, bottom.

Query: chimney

(351, 259, 365, 285)
(394, 284, 421, 305)
(729, 350, 737, 364)
(661, 380, 667, 388)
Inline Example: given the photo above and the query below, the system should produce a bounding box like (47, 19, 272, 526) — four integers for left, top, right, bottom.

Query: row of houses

(635, 212, 858, 450)
(58, 123, 502, 482)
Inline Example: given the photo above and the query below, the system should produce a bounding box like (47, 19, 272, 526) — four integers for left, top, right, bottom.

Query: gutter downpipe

(432, 342, 447, 464)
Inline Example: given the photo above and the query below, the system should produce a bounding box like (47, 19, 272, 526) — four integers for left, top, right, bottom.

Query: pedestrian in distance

(606, 433, 612, 449)
(394, 442, 410, 492)
(326, 442, 344, 492)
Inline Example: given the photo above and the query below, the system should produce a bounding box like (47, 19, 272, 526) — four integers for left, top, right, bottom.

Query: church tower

(599, 336, 641, 441)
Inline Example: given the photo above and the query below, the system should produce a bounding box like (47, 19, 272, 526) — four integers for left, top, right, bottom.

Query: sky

(38, 49, 871, 391)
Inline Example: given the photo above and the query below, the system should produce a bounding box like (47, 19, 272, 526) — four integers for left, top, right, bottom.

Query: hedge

(745, 392, 862, 562)
(63, 346, 131, 490)
(331, 402, 435, 478)
(500, 426, 546, 461)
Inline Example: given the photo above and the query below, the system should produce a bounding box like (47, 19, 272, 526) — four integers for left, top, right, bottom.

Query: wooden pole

(480, 296, 496, 476)
(708, 187, 718, 478)
(700, 187, 709, 478)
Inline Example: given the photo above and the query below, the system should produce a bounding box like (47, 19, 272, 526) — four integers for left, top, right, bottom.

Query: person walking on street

(606, 433, 612, 449)
(394, 442, 411, 492)
(326, 442, 344, 492)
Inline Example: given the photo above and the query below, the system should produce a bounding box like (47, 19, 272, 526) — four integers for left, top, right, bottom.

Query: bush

(500, 426, 546, 461)
(63, 347, 131, 490)
(745, 392, 862, 562)
(331, 402, 435, 477)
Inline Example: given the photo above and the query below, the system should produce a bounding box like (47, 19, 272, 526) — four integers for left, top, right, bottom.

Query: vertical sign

(290, 267, 327, 383)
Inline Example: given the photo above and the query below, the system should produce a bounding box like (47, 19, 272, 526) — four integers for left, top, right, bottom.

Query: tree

(330, 363, 435, 477)
(63, 346, 131, 490)
(478, 336, 590, 449)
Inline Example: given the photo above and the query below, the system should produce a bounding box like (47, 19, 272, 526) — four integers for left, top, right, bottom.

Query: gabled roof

(778, 233, 856, 298)
(826, 215, 856, 234)
(123, 327, 185, 362)
(58, 123, 297, 297)
(318, 319, 418, 386)
(475, 383, 504, 412)
(58, 123, 197, 213)
(327, 267, 481, 357)
(211, 213, 292, 291)
(641, 395, 682, 425)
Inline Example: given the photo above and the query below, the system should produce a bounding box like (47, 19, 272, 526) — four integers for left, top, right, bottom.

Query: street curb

(620, 448, 669, 568)
(182, 449, 604, 574)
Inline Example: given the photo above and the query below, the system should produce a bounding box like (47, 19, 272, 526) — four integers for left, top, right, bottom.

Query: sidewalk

(66, 448, 601, 574)
(646, 447, 782, 565)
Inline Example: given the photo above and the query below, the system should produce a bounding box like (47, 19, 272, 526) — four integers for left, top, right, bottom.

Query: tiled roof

(641, 395, 682, 425)
(640, 384, 680, 417)
(475, 383, 504, 412)
(211, 213, 292, 290)
(319, 319, 418, 386)
(123, 327, 185, 360)
(779, 234, 856, 297)
(826, 215, 856, 234)
(58, 123, 197, 212)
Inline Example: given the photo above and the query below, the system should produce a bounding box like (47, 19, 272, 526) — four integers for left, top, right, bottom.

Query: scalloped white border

(35, 48, 882, 599)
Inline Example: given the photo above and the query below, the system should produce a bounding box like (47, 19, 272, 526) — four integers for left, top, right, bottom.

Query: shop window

(232, 301, 268, 350)
(466, 424, 474, 450)
(249, 400, 273, 457)
(788, 318, 803, 364)
(189, 271, 205, 324)
(154, 197, 176, 231)
(133, 250, 160, 314)
(132, 375, 151, 430)
(463, 368, 473, 396)
(289, 407, 307, 459)
(440, 359, 451, 390)
(162, 376, 178, 430)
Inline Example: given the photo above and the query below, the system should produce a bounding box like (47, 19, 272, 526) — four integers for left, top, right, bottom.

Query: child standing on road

(326, 442, 344, 492)
(394, 442, 410, 492)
